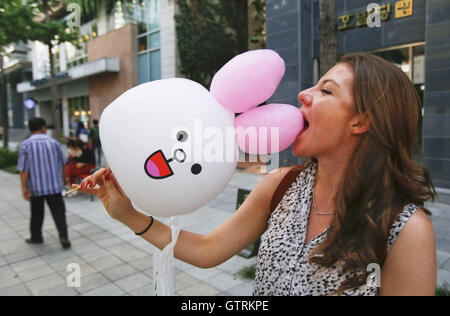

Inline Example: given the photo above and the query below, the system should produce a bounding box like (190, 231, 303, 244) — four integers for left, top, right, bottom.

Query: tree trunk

(48, 43, 62, 140)
(319, 0, 338, 77)
(43, 0, 61, 140)
(0, 55, 9, 149)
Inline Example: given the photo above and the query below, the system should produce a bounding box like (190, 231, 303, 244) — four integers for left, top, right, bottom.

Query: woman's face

(293, 63, 357, 159)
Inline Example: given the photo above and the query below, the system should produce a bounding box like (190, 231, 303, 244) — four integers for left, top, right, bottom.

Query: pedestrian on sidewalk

(65, 138, 96, 185)
(17, 118, 71, 249)
(89, 119, 102, 167)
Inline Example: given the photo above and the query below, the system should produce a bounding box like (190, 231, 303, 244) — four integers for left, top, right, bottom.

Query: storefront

(266, 0, 450, 190)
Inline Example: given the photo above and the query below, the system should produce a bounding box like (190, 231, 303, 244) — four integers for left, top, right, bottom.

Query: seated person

(65, 139, 96, 185)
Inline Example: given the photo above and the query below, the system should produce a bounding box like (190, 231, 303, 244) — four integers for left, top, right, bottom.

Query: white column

(62, 86, 70, 137)
(160, 0, 179, 79)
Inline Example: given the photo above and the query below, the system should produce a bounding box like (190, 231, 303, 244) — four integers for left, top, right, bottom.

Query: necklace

(313, 188, 335, 216)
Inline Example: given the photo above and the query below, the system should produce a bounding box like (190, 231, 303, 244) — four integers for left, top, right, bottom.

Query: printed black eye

(191, 164, 202, 175)
(177, 131, 188, 142)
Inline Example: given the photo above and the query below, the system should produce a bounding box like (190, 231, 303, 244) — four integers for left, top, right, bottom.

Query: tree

(0, 0, 40, 148)
(175, 0, 265, 88)
(175, 0, 237, 88)
(28, 0, 80, 141)
(319, 0, 338, 77)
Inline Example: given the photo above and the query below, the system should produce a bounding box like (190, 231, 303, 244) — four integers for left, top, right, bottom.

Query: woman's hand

(73, 167, 136, 222)
(76, 162, 86, 169)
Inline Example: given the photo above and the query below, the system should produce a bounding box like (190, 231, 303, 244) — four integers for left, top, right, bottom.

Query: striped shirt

(17, 134, 67, 197)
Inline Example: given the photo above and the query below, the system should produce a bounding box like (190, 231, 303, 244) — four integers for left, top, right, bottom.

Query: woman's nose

(298, 92, 312, 107)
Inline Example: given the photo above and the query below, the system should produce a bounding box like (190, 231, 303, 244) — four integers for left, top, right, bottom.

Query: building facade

(266, 0, 450, 190)
(11, 0, 178, 139)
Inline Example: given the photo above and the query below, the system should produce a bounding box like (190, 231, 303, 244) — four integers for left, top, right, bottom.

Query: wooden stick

(66, 185, 81, 195)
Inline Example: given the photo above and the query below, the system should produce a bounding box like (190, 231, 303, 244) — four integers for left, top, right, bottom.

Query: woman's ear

(351, 114, 370, 135)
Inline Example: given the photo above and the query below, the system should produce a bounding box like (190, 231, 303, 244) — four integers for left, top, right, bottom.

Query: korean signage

(338, 0, 414, 31)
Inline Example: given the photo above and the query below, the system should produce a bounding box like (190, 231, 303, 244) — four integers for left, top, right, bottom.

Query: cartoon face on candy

(100, 49, 304, 218)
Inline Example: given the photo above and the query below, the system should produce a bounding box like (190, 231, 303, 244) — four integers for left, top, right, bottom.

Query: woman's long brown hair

(308, 53, 436, 294)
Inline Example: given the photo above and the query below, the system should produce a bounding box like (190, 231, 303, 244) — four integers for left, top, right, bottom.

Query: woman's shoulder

(388, 204, 434, 251)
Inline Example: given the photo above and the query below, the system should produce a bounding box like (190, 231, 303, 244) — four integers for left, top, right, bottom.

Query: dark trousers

(30, 194, 68, 241)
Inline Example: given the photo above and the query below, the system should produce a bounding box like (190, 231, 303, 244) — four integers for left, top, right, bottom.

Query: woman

(65, 139, 96, 185)
(76, 53, 437, 296)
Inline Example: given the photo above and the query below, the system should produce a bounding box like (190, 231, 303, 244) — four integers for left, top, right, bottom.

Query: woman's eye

(176, 131, 188, 142)
(321, 89, 332, 95)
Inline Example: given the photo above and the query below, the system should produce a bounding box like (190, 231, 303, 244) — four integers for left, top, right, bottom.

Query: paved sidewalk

(0, 168, 449, 296)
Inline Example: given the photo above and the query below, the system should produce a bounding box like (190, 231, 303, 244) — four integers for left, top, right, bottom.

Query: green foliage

(0, 147, 18, 169)
(175, 0, 238, 88)
(0, 0, 37, 51)
(175, 0, 266, 88)
(436, 282, 450, 296)
(239, 265, 256, 280)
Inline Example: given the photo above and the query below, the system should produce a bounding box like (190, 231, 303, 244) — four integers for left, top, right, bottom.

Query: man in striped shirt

(17, 118, 71, 249)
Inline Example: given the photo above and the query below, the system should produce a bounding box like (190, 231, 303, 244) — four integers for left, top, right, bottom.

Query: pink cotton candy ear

(210, 50, 286, 114)
(235, 104, 304, 155)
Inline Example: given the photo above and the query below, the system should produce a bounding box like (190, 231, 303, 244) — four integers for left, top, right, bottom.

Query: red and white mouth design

(144, 150, 174, 180)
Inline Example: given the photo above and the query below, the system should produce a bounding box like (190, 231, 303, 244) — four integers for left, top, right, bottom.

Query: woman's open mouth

(304, 117, 310, 130)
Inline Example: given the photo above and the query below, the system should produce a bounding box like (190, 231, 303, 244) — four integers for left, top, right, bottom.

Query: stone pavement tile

(35, 283, 79, 296)
(114, 272, 152, 293)
(90, 255, 125, 271)
(0, 273, 22, 289)
(114, 248, 149, 262)
(69, 236, 91, 247)
(80, 248, 111, 262)
(225, 282, 254, 296)
(71, 242, 103, 256)
(436, 237, 450, 254)
(433, 218, 450, 237)
(437, 269, 450, 287)
(54, 260, 98, 280)
(77, 272, 110, 294)
(41, 248, 78, 264)
(128, 256, 154, 271)
(0, 265, 15, 277)
(0, 283, 31, 296)
(95, 236, 124, 248)
(129, 285, 154, 296)
(107, 243, 137, 256)
(216, 256, 257, 275)
(437, 251, 450, 269)
(17, 264, 56, 282)
(204, 272, 243, 292)
(444, 258, 450, 271)
(5, 248, 39, 265)
(25, 273, 66, 295)
(82, 283, 125, 296)
(10, 257, 46, 273)
(183, 266, 223, 282)
(175, 271, 200, 292)
(176, 281, 221, 296)
(87, 231, 116, 243)
(0, 237, 32, 256)
(102, 263, 138, 282)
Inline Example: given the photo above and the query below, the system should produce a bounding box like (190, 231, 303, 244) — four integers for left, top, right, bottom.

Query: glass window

(149, 0, 160, 31)
(138, 36, 148, 52)
(150, 50, 161, 80)
(138, 54, 149, 84)
(149, 32, 160, 49)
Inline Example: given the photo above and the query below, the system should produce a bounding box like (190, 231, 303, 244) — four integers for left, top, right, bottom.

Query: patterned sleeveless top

(253, 163, 421, 296)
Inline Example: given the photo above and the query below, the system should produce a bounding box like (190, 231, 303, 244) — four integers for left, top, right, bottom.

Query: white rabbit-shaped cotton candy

(100, 49, 304, 218)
